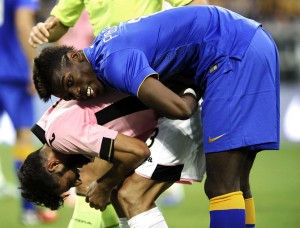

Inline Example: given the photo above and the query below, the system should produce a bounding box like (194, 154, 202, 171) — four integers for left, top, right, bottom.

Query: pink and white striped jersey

(32, 89, 158, 159)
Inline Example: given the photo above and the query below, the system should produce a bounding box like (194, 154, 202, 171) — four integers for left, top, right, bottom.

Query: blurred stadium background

(1, 0, 299, 227)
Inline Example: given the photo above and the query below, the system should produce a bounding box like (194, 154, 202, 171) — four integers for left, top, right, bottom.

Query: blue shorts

(0, 82, 34, 130)
(202, 27, 280, 153)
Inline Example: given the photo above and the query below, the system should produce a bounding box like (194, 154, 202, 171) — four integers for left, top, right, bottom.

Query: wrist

(183, 88, 197, 99)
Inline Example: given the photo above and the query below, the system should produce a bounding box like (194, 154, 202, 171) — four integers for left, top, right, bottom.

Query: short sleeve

(31, 104, 57, 144)
(101, 49, 157, 96)
(45, 106, 118, 157)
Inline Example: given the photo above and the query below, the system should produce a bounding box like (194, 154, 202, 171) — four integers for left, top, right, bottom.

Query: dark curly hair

(17, 148, 65, 210)
(33, 45, 75, 102)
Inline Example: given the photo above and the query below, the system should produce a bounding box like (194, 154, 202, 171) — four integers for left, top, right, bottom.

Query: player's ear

(66, 50, 85, 62)
(47, 160, 61, 172)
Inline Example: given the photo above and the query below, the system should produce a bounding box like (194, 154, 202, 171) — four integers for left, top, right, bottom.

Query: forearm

(76, 158, 112, 195)
(44, 16, 69, 42)
(139, 77, 198, 120)
(15, 8, 36, 69)
(85, 133, 150, 211)
(96, 134, 150, 188)
(95, 158, 132, 190)
(29, 16, 69, 47)
(85, 134, 150, 211)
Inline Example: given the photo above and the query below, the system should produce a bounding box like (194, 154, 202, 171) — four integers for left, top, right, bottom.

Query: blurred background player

(0, 0, 57, 224)
(0, 156, 17, 198)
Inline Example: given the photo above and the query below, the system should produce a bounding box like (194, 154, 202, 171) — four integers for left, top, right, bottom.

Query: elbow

(140, 143, 151, 159)
(135, 142, 150, 162)
(175, 96, 198, 120)
(127, 143, 150, 170)
(167, 106, 194, 120)
(164, 109, 193, 120)
(167, 96, 197, 120)
(177, 108, 194, 120)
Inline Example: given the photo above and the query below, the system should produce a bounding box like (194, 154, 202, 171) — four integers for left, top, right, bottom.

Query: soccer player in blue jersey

(29, 1, 208, 227)
(33, 6, 280, 228)
(0, 0, 57, 224)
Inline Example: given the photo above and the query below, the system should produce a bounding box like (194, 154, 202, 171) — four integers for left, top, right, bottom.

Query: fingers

(85, 181, 110, 211)
(85, 195, 108, 211)
(28, 22, 49, 48)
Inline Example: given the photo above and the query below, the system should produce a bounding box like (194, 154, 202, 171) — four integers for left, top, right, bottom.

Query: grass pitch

(0, 143, 299, 227)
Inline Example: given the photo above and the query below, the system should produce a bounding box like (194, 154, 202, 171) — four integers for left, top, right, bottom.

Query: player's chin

(73, 169, 82, 187)
(74, 178, 82, 187)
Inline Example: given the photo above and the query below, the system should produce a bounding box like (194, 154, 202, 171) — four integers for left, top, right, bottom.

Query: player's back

(32, 88, 158, 156)
(87, 6, 261, 84)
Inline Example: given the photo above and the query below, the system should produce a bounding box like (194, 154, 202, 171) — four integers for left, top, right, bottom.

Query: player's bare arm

(16, 7, 37, 94)
(86, 133, 150, 211)
(138, 76, 198, 120)
(75, 158, 113, 195)
(29, 16, 69, 48)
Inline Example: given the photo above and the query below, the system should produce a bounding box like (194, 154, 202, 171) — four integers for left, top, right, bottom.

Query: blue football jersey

(83, 6, 260, 96)
(0, 0, 39, 82)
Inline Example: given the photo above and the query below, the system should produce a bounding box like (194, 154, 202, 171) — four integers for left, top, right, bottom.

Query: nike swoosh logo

(208, 133, 226, 143)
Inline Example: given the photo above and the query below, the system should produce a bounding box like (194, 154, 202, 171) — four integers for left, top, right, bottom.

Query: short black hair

(33, 45, 75, 102)
(17, 148, 65, 210)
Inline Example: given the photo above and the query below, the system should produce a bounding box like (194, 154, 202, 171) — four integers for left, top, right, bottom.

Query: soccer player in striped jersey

(28, 0, 208, 227)
(18, 87, 205, 227)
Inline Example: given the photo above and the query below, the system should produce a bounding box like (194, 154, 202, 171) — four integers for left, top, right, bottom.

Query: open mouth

(86, 85, 94, 97)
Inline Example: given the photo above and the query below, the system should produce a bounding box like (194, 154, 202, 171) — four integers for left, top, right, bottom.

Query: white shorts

(135, 109, 205, 184)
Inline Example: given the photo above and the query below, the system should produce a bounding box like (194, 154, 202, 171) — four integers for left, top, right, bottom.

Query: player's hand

(28, 17, 60, 48)
(85, 181, 112, 211)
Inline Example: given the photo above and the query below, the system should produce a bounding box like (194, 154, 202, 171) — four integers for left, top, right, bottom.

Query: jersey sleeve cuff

(131, 67, 157, 96)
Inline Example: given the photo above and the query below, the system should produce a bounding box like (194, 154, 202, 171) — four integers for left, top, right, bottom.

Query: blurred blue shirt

(0, 0, 39, 83)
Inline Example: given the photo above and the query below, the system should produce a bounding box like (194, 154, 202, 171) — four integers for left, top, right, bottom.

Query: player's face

(52, 52, 105, 101)
(55, 154, 91, 195)
(43, 145, 90, 195)
(56, 164, 82, 195)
